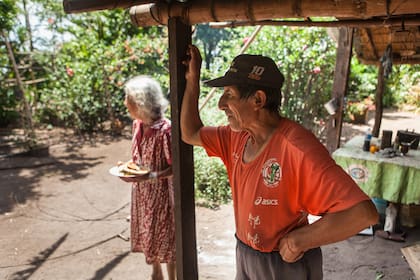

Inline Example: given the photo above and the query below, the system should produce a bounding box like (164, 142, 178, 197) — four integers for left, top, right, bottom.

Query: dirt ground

(0, 109, 419, 280)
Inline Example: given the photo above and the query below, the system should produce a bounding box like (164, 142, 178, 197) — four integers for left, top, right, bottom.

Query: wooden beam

(129, 0, 420, 27)
(63, 0, 155, 14)
(364, 28, 379, 61)
(168, 17, 198, 280)
(372, 63, 385, 138)
(210, 17, 420, 29)
(357, 55, 420, 65)
(326, 27, 354, 154)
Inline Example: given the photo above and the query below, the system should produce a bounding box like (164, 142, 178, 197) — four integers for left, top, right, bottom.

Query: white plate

(109, 166, 137, 177)
(109, 164, 150, 177)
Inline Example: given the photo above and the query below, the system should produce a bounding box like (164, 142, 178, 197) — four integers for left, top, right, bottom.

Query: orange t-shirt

(200, 118, 370, 252)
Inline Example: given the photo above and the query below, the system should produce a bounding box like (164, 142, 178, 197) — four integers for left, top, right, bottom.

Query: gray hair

(124, 75, 169, 121)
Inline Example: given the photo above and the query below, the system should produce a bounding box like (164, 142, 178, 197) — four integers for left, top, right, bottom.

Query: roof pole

(168, 17, 198, 280)
(326, 27, 354, 153)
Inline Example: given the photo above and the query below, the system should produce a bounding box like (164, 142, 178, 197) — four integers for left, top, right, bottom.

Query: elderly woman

(121, 75, 175, 280)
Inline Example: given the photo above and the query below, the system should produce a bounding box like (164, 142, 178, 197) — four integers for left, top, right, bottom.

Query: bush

(194, 146, 231, 208)
(403, 84, 420, 112)
(0, 89, 19, 127)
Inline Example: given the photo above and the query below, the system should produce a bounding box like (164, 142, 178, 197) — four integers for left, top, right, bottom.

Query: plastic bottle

(393, 135, 400, 151)
(363, 128, 372, 151)
(384, 203, 397, 233)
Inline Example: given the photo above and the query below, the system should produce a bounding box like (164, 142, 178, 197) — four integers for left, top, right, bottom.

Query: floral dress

(130, 118, 175, 264)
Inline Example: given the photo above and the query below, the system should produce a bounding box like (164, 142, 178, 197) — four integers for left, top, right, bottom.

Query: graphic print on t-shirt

(248, 213, 261, 229)
(247, 232, 260, 246)
(261, 158, 282, 187)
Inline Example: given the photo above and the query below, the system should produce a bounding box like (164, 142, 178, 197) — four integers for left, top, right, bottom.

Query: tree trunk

(22, 0, 38, 113)
(22, 0, 34, 52)
(373, 63, 385, 137)
(1, 29, 35, 146)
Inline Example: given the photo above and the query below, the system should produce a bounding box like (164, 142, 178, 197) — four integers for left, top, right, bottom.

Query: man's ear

(253, 90, 267, 109)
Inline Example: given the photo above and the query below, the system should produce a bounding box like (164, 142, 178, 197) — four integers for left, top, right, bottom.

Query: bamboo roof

(63, 0, 420, 65)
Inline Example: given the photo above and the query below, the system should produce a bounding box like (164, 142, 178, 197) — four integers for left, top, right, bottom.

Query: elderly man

(181, 45, 378, 280)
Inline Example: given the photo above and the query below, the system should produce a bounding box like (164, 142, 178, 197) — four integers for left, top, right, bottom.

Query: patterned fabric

(130, 118, 175, 264)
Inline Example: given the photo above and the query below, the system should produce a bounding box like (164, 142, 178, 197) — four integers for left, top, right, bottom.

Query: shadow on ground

(0, 129, 130, 215)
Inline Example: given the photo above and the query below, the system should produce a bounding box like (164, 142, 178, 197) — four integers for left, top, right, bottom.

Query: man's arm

(181, 45, 204, 146)
(279, 199, 378, 262)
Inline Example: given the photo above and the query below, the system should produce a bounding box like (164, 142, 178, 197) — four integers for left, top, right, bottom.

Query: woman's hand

(118, 169, 170, 183)
(118, 174, 150, 183)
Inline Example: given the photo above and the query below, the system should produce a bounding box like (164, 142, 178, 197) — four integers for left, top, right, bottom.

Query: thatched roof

(64, 0, 420, 65)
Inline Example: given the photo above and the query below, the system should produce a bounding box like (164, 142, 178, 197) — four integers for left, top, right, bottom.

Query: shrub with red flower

(312, 66, 321, 74)
(66, 67, 74, 77)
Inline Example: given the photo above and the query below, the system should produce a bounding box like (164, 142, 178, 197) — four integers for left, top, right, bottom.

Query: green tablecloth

(333, 136, 420, 204)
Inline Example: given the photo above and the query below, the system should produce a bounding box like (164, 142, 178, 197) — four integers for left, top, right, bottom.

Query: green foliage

(194, 24, 236, 70)
(0, 0, 17, 30)
(404, 84, 420, 111)
(200, 26, 337, 137)
(348, 58, 377, 100)
(0, 89, 19, 127)
(348, 57, 420, 110)
(194, 147, 231, 207)
(0, 1, 20, 128)
(192, 89, 231, 206)
(386, 64, 420, 109)
(270, 27, 336, 132)
(32, 8, 169, 131)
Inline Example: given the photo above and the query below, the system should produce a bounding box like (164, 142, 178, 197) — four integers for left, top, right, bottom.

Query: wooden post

(326, 27, 354, 154)
(372, 63, 385, 137)
(168, 17, 198, 280)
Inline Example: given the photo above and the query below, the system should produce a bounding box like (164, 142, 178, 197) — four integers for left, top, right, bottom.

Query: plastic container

(363, 128, 372, 151)
(397, 130, 419, 149)
(381, 130, 393, 149)
(372, 197, 387, 216)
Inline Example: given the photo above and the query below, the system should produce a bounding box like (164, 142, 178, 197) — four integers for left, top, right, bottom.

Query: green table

(333, 136, 420, 205)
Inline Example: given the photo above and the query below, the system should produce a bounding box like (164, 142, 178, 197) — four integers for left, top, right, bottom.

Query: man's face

(218, 85, 254, 132)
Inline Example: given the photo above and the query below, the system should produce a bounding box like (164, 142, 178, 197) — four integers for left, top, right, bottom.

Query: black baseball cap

(205, 54, 284, 89)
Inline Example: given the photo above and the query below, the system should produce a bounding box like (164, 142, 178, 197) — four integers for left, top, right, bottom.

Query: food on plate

(126, 161, 140, 171)
(115, 160, 150, 176)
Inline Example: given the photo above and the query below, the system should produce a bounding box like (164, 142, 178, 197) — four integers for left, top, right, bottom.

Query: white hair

(124, 75, 169, 121)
